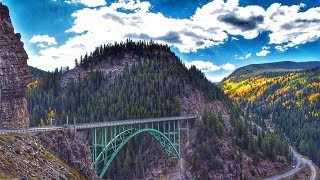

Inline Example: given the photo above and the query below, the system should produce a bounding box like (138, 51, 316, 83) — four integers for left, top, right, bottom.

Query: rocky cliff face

(0, 130, 96, 179)
(0, 3, 31, 129)
(0, 4, 95, 179)
(37, 130, 96, 179)
(0, 133, 86, 179)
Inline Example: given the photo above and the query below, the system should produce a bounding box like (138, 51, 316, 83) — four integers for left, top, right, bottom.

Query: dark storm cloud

(126, 33, 152, 39)
(269, 10, 285, 20)
(157, 31, 182, 43)
(281, 18, 320, 30)
(125, 16, 143, 27)
(196, 41, 205, 46)
(268, 10, 320, 25)
(218, 14, 264, 31)
(281, 23, 293, 30)
(71, 43, 86, 49)
(295, 18, 320, 24)
(181, 30, 203, 40)
(126, 31, 182, 44)
(103, 13, 125, 25)
(130, 16, 142, 21)
(52, 56, 60, 60)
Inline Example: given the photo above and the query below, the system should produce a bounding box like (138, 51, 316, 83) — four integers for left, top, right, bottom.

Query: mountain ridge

(223, 61, 320, 83)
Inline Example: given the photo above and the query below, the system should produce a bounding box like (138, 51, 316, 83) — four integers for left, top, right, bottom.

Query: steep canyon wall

(0, 4, 31, 129)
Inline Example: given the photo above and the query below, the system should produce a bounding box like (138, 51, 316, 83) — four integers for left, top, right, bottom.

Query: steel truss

(89, 119, 190, 178)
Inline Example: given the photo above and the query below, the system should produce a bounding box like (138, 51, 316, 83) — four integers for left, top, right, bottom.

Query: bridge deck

(75, 116, 196, 130)
(0, 116, 196, 134)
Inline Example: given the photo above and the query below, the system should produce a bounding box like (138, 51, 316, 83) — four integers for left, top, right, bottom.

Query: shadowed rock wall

(0, 4, 31, 129)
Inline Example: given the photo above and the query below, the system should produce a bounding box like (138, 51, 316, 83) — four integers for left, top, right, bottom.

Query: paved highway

(264, 146, 317, 180)
(0, 116, 196, 135)
(241, 116, 318, 180)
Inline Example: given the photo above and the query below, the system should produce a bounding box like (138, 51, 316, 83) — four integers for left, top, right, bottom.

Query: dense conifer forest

(27, 40, 224, 126)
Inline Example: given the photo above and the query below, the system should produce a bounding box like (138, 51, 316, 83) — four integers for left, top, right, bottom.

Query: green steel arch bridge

(0, 115, 196, 178)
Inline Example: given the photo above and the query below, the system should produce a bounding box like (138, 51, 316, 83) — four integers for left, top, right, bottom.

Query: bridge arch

(93, 128, 180, 178)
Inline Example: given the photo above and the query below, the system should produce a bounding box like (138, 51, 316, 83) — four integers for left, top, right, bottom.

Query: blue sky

(2, 0, 320, 82)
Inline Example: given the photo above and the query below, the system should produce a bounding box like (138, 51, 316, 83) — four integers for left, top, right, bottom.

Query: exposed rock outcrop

(37, 130, 96, 179)
(61, 53, 142, 88)
(0, 133, 86, 179)
(0, 3, 31, 129)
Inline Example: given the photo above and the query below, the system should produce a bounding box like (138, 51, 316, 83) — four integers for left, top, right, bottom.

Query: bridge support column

(173, 121, 176, 149)
(187, 119, 189, 142)
(178, 121, 181, 156)
(93, 128, 97, 173)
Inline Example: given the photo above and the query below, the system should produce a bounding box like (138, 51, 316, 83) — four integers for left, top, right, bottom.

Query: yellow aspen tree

(39, 118, 45, 127)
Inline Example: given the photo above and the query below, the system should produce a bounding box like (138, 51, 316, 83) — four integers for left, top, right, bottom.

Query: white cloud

(235, 53, 251, 60)
(275, 45, 286, 52)
(265, 3, 320, 51)
(28, 0, 320, 71)
(185, 61, 220, 72)
(206, 74, 230, 82)
(191, 0, 265, 40)
(64, 0, 106, 7)
(64, 0, 228, 53)
(221, 63, 236, 71)
(184, 60, 236, 72)
(231, 37, 239, 40)
(37, 43, 48, 48)
(29, 35, 57, 46)
(64, 0, 272, 53)
(245, 53, 252, 59)
(256, 47, 270, 56)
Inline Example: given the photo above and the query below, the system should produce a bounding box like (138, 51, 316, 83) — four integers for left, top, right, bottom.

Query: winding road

(264, 146, 317, 180)
(243, 116, 318, 180)
(244, 115, 319, 180)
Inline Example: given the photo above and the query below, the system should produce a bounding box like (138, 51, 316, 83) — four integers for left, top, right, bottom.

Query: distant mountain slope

(224, 61, 320, 82)
(220, 62, 320, 106)
(28, 66, 47, 78)
(27, 66, 49, 89)
(221, 63, 320, 166)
